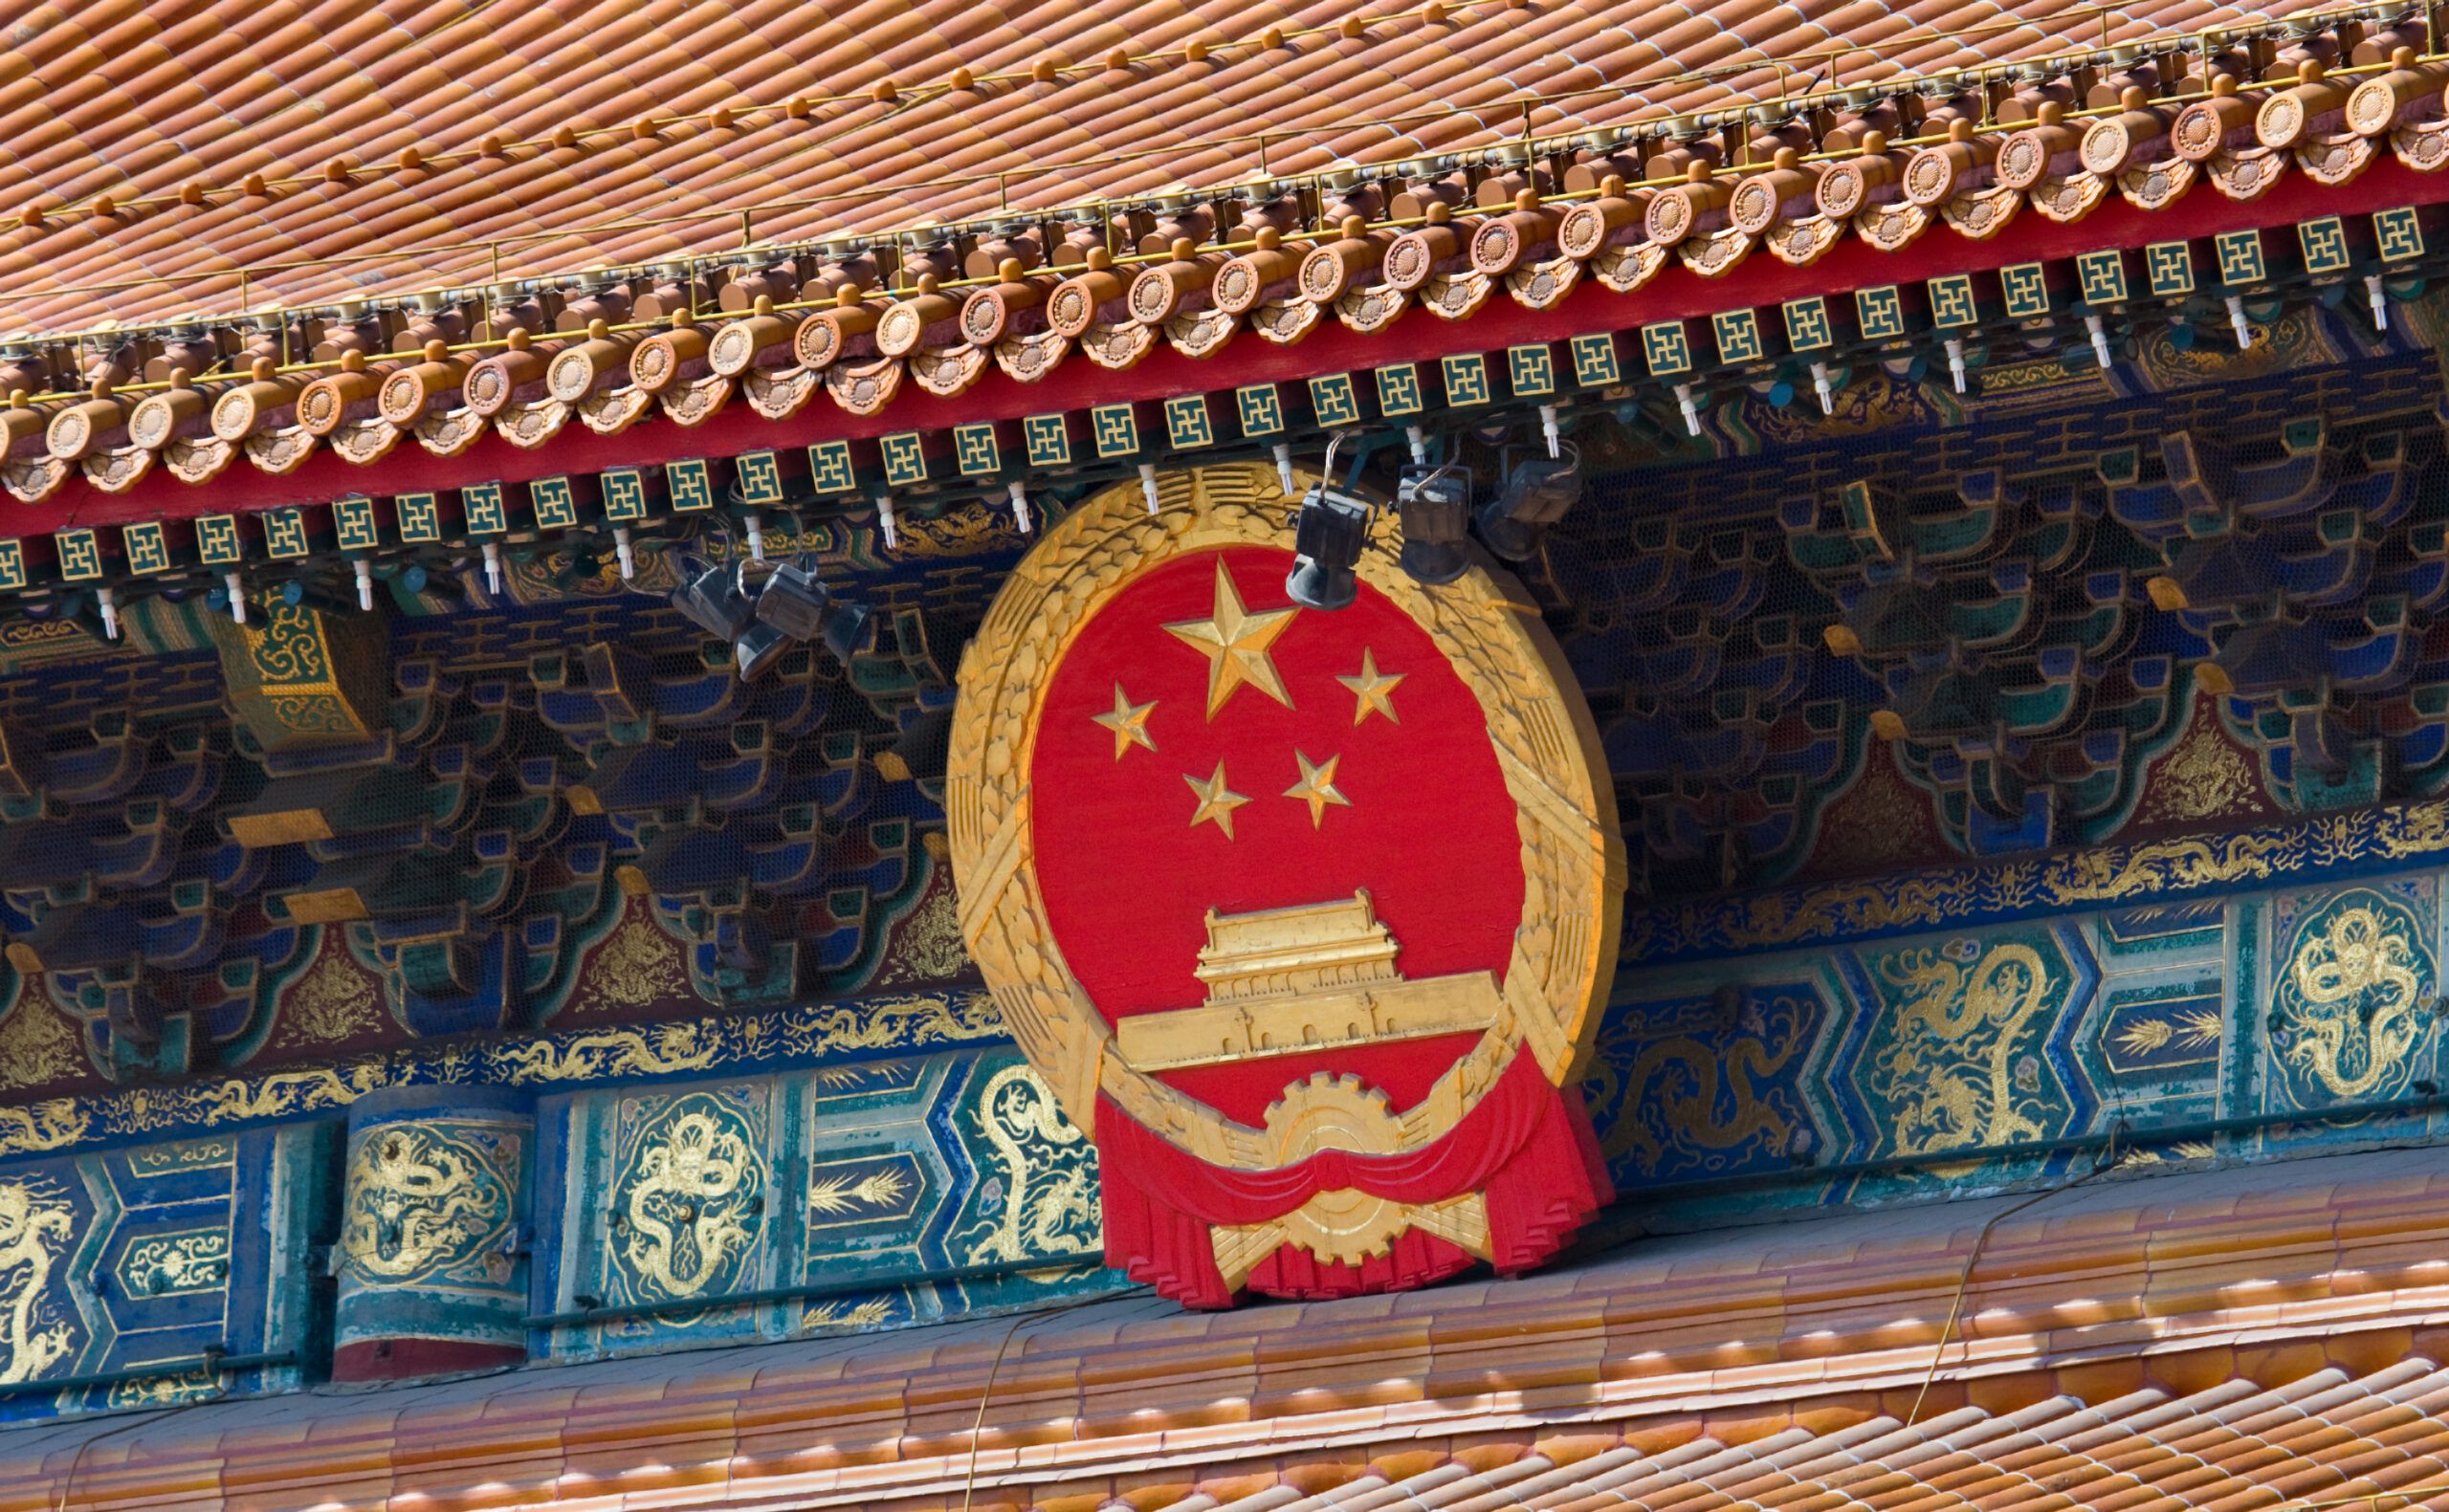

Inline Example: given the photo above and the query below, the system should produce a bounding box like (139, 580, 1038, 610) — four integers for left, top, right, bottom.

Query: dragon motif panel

(1581, 984, 1830, 1186)
(1842, 925, 2097, 1163)
(949, 1062, 1100, 1267)
(0, 1127, 328, 1422)
(606, 1087, 771, 1309)
(0, 1174, 78, 1388)
(2264, 884, 2441, 1112)
(341, 1122, 518, 1288)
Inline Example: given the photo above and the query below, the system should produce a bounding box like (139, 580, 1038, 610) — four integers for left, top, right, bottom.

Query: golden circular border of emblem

(948, 460, 1626, 1171)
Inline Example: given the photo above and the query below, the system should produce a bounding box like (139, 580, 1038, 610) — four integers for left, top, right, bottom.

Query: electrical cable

(1904, 1126, 2130, 1429)
(55, 1391, 220, 1512)
(960, 1292, 1125, 1512)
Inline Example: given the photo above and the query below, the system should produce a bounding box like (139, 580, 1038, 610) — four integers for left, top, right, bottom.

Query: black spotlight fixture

(1396, 461, 1471, 585)
(1286, 483, 1372, 609)
(672, 564, 755, 640)
(1285, 472, 1375, 610)
(818, 598, 873, 663)
(692, 560, 878, 681)
(754, 562, 873, 663)
(734, 621, 795, 681)
(1475, 440, 1583, 561)
(735, 562, 823, 680)
(753, 562, 831, 640)
(1283, 431, 1376, 611)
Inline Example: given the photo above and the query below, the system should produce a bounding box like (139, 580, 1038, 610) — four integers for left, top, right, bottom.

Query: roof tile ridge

(1395, 1446, 1612, 1511)
(1750, 1405, 1990, 1486)
(2334, 1359, 2449, 1402)
(1493, 1434, 1751, 1510)
(1548, 1424, 1831, 1505)
(2103, 1370, 2350, 1496)
(2201, 1368, 2381, 1436)
(1, 0, 1575, 239)
(2368, 1366, 2449, 1410)
(1868, 1395, 2071, 1463)
(1934, 1390, 2173, 1507)
(1445, 1445, 1657, 1512)
(2005, 1379, 2245, 1512)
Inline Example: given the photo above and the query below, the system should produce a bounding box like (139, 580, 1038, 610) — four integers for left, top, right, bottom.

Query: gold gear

(1203, 1071, 1494, 1278)
(1254, 1073, 1413, 1266)
(1261, 1070, 1400, 1161)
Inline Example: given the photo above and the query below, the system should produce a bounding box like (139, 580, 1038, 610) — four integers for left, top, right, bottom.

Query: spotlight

(734, 621, 794, 681)
(1396, 462, 1470, 585)
(1285, 481, 1373, 610)
(753, 562, 831, 640)
(819, 599, 872, 664)
(672, 564, 754, 640)
(1475, 441, 1582, 561)
(752, 561, 872, 663)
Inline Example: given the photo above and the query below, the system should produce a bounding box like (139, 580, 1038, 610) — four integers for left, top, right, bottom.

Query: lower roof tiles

(10, 1143, 2449, 1510)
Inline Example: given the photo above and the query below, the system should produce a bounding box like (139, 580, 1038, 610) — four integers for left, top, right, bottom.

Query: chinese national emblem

(949, 462, 1624, 1305)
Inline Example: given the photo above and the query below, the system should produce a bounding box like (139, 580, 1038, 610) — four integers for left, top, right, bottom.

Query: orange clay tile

(0, 0, 2321, 337)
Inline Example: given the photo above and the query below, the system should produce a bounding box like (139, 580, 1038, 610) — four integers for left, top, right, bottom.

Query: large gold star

(1182, 761, 1251, 839)
(1282, 750, 1352, 828)
(1336, 649, 1404, 726)
(1092, 684, 1158, 760)
(1163, 560, 1298, 719)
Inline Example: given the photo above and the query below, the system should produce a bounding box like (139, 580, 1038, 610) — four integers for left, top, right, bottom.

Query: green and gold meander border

(11, 190, 2434, 611)
(6, 785, 2447, 1166)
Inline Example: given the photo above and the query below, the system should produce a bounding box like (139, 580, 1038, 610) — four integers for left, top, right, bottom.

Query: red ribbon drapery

(1095, 1045, 1612, 1306)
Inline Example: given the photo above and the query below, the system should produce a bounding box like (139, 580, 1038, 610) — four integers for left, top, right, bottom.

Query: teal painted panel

(1581, 982, 1833, 1184)
(534, 1049, 1114, 1363)
(333, 1085, 532, 1373)
(0, 1125, 332, 1422)
(2259, 879, 2443, 1120)
(1838, 924, 2097, 1166)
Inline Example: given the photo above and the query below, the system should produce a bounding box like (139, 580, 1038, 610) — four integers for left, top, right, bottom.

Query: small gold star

(1336, 649, 1404, 726)
(1182, 761, 1251, 839)
(1091, 684, 1158, 760)
(1163, 559, 1299, 719)
(1282, 750, 1352, 828)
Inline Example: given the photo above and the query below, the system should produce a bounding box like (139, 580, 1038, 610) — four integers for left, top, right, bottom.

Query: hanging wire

(1905, 1122, 2132, 1428)
(959, 1291, 1121, 1512)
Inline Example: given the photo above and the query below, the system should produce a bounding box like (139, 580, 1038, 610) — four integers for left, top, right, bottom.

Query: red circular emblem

(1031, 546, 1524, 1125)
(951, 464, 1623, 1305)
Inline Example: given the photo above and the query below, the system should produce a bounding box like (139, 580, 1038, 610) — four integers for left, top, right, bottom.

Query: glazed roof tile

(0, 0, 2321, 334)
(10, 1146, 2449, 1511)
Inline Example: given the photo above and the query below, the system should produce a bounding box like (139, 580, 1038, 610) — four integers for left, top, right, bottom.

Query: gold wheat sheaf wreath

(947, 461, 1625, 1170)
